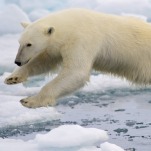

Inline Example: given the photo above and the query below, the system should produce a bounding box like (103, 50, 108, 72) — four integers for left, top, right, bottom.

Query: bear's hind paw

(20, 96, 56, 108)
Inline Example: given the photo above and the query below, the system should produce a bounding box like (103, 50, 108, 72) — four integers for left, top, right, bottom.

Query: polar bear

(4, 8, 151, 108)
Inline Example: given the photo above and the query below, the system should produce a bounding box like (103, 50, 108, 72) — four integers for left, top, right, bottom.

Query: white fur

(5, 8, 151, 108)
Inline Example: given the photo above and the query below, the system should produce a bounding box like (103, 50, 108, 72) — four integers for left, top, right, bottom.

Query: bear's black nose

(15, 61, 21, 66)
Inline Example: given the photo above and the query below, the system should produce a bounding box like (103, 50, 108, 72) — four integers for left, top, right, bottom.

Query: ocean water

(0, 1, 151, 151)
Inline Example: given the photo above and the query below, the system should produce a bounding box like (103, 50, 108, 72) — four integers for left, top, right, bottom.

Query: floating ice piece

(77, 146, 100, 151)
(35, 125, 109, 149)
(0, 125, 126, 151)
(100, 142, 125, 151)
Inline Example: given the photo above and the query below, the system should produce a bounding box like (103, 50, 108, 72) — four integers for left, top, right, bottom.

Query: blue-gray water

(1, 86, 151, 151)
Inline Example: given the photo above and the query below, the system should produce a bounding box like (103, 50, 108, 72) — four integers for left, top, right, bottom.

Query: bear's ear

(21, 22, 30, 28)
(47, 27, 55, 35)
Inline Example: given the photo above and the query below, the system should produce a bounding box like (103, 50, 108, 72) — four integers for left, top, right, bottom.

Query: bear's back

(34, 8, 151, 35)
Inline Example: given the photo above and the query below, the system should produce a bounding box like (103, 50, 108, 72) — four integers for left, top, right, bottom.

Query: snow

(0, 125, 124, 151)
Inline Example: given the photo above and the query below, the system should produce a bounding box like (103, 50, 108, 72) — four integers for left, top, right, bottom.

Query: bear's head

(15, 22, 55, 66)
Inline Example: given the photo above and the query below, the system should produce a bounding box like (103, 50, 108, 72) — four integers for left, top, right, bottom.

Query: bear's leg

(5, 51, 56, 84)
(17, 47, 93, 108)
(21, 51, 93, 108)
(20, 64, 91, 108)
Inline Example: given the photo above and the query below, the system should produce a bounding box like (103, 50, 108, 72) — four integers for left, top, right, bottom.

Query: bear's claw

(20, 99, 27, 104)
(20, 97, 41, 108)
(5, 76, 24, 85)
(20, 99, 32, 108)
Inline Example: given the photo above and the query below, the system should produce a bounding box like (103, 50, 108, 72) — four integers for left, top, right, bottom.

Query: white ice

(34, 125, 108, 148)
(0, 94, 60, 127)
(0, 72, 60, 128)
(82, 74, 131, 92)
(0, 70, 134, 129)
(0, 125, 124, 151)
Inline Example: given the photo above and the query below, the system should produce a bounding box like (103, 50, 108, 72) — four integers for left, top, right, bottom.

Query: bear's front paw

(20, 96, 56, 108)
(4, 75, 26, 85)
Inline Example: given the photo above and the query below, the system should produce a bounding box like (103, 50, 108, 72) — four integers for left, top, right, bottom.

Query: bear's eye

(26, 43, 32, 47)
